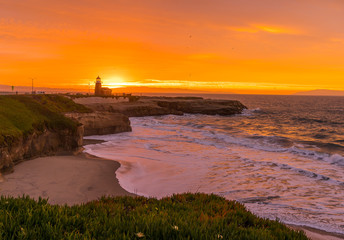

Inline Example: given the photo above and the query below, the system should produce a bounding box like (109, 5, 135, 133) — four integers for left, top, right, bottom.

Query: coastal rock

(65, 112, 132, 136)
(74, 97, 247, 117)
(107, 104, 183, 117)
(156, 100, 247, 116)
(0, 126, 83, 172)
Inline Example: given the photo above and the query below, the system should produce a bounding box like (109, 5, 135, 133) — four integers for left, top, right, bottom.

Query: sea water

(84, 94, 344, 234)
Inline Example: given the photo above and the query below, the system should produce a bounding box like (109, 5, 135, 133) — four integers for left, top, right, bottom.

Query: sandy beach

(0, 154, 134, 206)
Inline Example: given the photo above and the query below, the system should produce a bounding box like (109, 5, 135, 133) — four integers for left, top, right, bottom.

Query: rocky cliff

(65, 112, 132, 136)
(0, 126, 83, 172)
(0, 95, 89, 172)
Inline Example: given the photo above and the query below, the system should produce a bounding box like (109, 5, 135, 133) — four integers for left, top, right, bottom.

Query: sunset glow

(1, 0, 344, 94)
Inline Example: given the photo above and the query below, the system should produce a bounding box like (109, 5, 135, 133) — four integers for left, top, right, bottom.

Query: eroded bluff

(0, 127, 83, 172)
(65, 112, 132, 136)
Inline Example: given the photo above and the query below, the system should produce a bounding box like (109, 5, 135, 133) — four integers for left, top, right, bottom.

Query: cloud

(137, 79, 322, 91)
(227, 23, 303, 35)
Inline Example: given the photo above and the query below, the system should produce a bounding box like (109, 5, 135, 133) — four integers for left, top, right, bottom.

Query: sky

(1, 0, 344, 94)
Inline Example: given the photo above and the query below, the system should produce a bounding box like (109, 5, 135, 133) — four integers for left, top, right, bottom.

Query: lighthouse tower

(95, 76, 102, 96)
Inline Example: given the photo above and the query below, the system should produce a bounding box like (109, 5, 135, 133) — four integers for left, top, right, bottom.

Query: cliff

(0, 95, 88, 172)
(0, 95, 133, 172)
(74, 97, 247, 117)
(0, 127, 83, 172)
(65, 112, 131, 136)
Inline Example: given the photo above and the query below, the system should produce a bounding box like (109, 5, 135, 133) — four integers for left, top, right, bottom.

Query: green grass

(0, 193, 307, 240)
(0, 95, 91, 146)
(30, 94, 91, 113)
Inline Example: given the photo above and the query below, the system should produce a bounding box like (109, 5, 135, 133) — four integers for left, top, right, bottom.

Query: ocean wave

(325, 154, 344, 166)
(234, 157, 344, 186)
(86, 116, 344, 169)
(291, 116, 343, 126)
(197, 130, 344, 168)
(240, 108, 262, 116)
(133, 116, 344, 168)
(238, 196, 280, 204)
(148, 123, 344, 170)
(279, 163, 343, 184)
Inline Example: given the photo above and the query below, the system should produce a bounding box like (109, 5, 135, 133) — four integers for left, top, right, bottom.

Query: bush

(0, 193, 307, 240)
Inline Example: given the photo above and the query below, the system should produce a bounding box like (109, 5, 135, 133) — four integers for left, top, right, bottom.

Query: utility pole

(30, 78, 35, 94)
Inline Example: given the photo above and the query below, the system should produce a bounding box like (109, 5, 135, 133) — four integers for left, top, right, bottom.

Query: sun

(103, 76, 133, 88)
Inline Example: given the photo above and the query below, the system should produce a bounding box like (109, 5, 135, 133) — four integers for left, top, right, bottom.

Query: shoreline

(288, 224, 344, 240)
(0, 152, 135, 206)
(0, 150, 343, 240)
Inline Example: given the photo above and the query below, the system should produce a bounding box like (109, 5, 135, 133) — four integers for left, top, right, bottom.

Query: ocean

(84, 94, 344, 234)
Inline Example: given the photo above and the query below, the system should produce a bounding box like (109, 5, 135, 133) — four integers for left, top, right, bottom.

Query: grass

(0, 94, 91, 146)
(30, 94, 91, 113)
(0, 193, 308, 240)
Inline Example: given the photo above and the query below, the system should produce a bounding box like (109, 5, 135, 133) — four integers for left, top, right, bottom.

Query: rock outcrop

(156, 99, 247, 116)
(0, 126, 83, 172)
(75, 97, 247, 117)
(65, 112, 132, 136)
(107, 104, 183, 117)
(0, 111, 131, 173)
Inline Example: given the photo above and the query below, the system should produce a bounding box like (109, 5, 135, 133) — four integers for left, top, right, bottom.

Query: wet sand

(0, 154, 134, 205)
(289, 225, 344, 240)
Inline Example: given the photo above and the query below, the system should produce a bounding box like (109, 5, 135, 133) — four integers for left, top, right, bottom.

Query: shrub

(0, 193, 307, 240)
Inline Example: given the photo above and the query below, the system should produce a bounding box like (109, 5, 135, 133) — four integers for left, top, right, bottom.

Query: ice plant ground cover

(0, 193, 307, 239)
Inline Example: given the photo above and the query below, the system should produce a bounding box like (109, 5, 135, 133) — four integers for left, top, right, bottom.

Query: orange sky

(1, 0, 344, 94)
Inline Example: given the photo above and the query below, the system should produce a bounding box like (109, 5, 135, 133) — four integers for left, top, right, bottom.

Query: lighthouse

(94, 76, 112, 96)
(95, 76, 102, 96)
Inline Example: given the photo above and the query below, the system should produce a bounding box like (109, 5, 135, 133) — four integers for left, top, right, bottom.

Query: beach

(0, 153, 134, 206)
